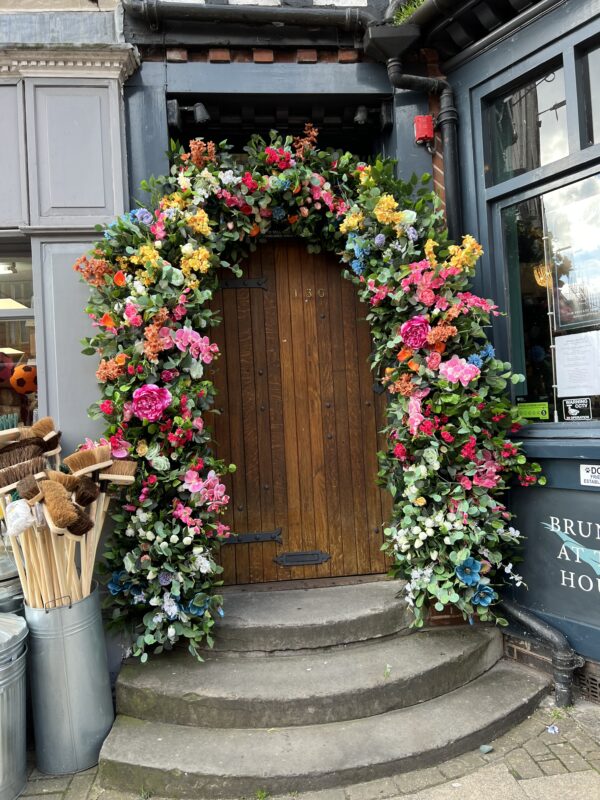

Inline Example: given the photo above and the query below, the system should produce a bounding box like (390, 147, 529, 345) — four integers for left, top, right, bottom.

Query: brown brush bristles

(63, 445, 112, 475)
(0, 457, 46, 490)
(67, 507, 94, 536)
(16, 474, 40, 501)
(46, 470, 80, 492)
(0, 440, 45, 468)
(74, 476, 100, 506)
(31, 417, 56, 438)
(39, 480, 79, 528)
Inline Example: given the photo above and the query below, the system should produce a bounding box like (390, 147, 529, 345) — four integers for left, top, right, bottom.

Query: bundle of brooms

(0, 419, 136, 608)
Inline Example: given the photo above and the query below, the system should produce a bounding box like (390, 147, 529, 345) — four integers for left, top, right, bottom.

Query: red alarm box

(414, 115, 435, 145)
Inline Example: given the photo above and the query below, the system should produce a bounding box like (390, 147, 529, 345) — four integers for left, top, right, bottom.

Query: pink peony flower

(99, 400, 114, 415)
(393, 443, 407, 461)
(400, 315, 431, 350)
(131, 384, 172, 422)
(439, 355, 480, 387)
(417, 288, 436, 306)
(192, 416, 204, 431)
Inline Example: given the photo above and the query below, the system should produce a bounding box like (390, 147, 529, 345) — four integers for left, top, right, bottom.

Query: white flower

(170, 534, 179, 544)
(182, 536, 192, 546)
(152, 613, 165, 625)
(149, 595, 161, 606)
(162, 593, 179, 618)
(181, 242, 195, 256)
(178, 174, 191, 191)
(154, 240, 162, 249)
(167, 625, 176, 641)
(193, 554, 213, 574)
(218, 169, 240, 186)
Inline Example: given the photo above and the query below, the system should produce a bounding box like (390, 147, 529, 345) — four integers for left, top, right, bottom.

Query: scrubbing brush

(29, 417, 62, 452)
(98, 460, 137, 486)
(63, 445, 112, 476)
(74, 476, 100, 507)
(0, 457, 46, 497)
(0, 441, 45, 469)
(39, 480, 79, 528)
(46, 470, 80, 493)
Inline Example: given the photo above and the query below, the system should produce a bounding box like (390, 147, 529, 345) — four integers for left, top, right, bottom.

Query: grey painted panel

(124, 82, 170, 208)
(385, 91, 432, 185)
(26, 79, 127, 227)
(0, 82, 28, 228)
(32, 238, 103, 454)
(0, 12, 118, 45)
(165, 62, 390, 96)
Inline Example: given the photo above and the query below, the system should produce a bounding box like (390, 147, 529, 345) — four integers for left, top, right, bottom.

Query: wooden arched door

(210, 240, 391, 584)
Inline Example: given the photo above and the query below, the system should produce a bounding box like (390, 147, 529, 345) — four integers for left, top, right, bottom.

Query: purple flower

(407, 226, 419, 242)
(158, 571, 172, 586)
(132, 208, 154, 226)
(374, 233, 386, 247)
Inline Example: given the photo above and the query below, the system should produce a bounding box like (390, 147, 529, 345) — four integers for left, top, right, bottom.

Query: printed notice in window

(555, 331, 600, 397)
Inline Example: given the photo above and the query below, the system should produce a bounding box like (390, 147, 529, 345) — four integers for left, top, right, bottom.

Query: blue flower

(374, 234, 386, 248)
(108, 570, 131, 596)
(351, 259, 365, 275)
(187, 598, 207, 616)
(471, 584, 497, 607)
(407, 226, 419, 242)
(272, 206, 286, 222)
(468, 354, 483, 368)
(455, 557, 482, 586)
(131, 208, 154, 226)
(480, 344, 495, 360)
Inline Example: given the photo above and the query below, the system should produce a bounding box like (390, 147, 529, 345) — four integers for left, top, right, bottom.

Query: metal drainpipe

(387, 57, 463, 241)
(122, 0, 378, 32)
(499, 599, 585, 707)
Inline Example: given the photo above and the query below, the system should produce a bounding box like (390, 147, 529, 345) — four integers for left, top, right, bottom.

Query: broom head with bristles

(74, 476, 100, 506)
(0, 440, 45, 469)
(0, 457, 46, 494)
(63, 445, 112, 476)
(67, 506, 94, 536)
(16, 474, 41, 501)
(98, 459, 137, 486)
(39, 480, 79, 528)
(46, 470, 80, 493)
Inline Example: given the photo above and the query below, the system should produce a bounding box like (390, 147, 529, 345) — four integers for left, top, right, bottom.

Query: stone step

(211, 580, 412, 652)
(99, 661, 549, 799)
(117, 627, 503, 728)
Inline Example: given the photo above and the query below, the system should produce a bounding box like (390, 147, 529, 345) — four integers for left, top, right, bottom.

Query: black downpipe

(499, 598, 584, 707)
(123, 0, 378, 32)
(387, 58, 463, 241)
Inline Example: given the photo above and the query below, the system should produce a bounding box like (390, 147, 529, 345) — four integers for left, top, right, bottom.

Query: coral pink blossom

(400, 315, 431, 350)
(192, 416, 204, 431)
(131, 384, 172, 422)
(100, 400, 114, 415)
(417, 288, 436, 306)
(426, 352, 442, 370)
(439, 355, 480, 387)
(459, 475, 473, 490)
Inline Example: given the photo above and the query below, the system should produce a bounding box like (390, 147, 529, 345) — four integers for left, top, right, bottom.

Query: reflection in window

(0, 260, 37, 427)
(485, 66, 569, 185)
(501, 175, 600, 422)
(583, 45, 600, 145)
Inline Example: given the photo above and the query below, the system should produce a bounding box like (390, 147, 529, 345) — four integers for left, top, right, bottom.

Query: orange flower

(432, 342, 446, 354)
(408, 359, 420, 372)
(287, 215, 299, 225)
(114, 270, 126, 287)
(99, 313, 116, 329)
(397, 347, 413, 362)
(114, 353, 129, 366)
(249, 223, 261, 237)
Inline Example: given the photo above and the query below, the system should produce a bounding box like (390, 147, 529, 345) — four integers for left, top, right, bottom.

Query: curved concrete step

(99, 661, 549, 799)
(117, 627, 503, 728)
(212, 580, 411, 651)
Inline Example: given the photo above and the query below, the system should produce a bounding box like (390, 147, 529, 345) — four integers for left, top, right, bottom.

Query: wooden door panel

(210, 241, 391, 584)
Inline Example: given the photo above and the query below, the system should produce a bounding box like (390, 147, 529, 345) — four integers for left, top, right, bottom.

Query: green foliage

(394, 0, 427, 25)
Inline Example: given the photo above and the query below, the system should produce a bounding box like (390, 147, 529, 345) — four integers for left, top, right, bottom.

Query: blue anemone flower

(108, 571, 132, 596)
(351, 259, 365, 275)
(455, 557, 482, 586)
(471, 584, 497, 607)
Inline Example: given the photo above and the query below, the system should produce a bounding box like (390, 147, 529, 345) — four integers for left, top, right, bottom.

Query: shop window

(0, 259, 37, 426)
(582, 44, 600, 146)
(501, 174, 600, 422)
(484, 65, 569, 186)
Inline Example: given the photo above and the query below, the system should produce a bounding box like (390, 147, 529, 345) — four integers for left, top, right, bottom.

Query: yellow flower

(186, 209, 211, 237)
(340, 210, 365, 234)
(358, 166, 372, 184)
(130, 245, 161, 267)
(181, 246, 211, 276)
(414, 496, 427, 506)
(373, 194, 401, 226)
(424, 239, 438, 266)
(136, 440, 148, 457)
(162, 192, 186, 210)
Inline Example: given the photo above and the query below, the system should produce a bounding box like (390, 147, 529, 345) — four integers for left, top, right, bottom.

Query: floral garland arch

(75, 126, 542, 661)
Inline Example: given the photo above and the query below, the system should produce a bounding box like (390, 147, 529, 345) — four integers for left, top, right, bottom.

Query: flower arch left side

(75, 127, 542, 662)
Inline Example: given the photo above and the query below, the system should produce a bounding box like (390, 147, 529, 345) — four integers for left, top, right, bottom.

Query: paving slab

(401, 763, 527, 800)
(520, 769, 600, 799)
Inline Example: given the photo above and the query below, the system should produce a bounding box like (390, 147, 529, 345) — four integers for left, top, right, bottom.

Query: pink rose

(192, 416, 204, 431)
(400, 315, 431, 350)
(426, 352, 441, 370)
(131, 384, 172, 422)
(417, 288, 436, 306)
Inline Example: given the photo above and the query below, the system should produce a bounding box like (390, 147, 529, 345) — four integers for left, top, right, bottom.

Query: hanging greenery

(74, 125, 541, 660)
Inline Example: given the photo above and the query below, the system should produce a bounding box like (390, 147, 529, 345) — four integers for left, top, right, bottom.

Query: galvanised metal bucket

(0, 647, 27, 800)
(0, 578, 24, 616)
(24, 587, 114, 775)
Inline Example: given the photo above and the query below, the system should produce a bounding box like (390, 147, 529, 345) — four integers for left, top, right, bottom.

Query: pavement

(22, 695, 600, 800)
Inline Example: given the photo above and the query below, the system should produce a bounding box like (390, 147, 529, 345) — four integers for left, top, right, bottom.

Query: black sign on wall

(511, 486, 600, 660)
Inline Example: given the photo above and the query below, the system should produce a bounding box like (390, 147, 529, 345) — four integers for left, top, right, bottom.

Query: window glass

(583, 45, 600, 145)
(485, 66, 569, 186)
(501, 174, 600, 422)
(0, 259, 37, 426)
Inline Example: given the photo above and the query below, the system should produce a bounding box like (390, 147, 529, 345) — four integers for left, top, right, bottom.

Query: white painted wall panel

(0, 82, 28, 228)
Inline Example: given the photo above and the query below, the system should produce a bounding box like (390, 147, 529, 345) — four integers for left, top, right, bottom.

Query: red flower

(114, 270, 126, 287)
